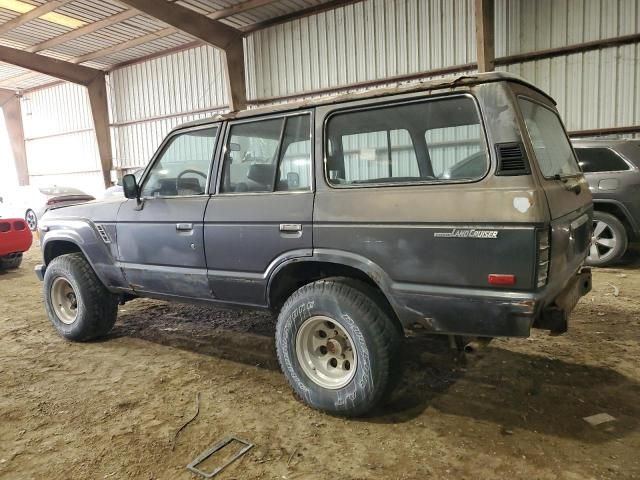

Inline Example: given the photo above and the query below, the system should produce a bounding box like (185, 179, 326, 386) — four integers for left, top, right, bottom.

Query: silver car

(573, 139, 640, 266)
(4, 185, 95, 231)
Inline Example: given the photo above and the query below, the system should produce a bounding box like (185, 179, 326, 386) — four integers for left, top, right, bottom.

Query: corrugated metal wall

(20, 82, 105, 196)
(245, 0, 640, 135)
(495, 0, 640, 133)
(245, 0, 476, 100)
(109, 45, 228, 171)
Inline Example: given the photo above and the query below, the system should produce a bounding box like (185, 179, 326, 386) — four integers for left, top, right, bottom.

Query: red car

(0, 218, 32, 270)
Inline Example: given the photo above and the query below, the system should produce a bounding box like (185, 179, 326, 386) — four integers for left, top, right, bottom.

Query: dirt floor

(1, 247, 640, 480)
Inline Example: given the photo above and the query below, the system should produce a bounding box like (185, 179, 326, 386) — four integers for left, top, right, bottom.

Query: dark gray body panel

(37, 73, 593, 339)
(573, 139, 640, 239)
(204, 192, 314, 306)
(116, 197, 211, 298)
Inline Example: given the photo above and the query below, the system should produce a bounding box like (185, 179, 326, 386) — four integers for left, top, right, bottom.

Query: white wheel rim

(295, 315, 357, 389)
(588, 220, 617, 262)
(50, 277, 79, 324)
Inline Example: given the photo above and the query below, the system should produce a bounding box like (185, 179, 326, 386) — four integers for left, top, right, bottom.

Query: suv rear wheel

(43, 253, 118, 341)
(275, 278, 401, 416)
(586, 211, 628, 267)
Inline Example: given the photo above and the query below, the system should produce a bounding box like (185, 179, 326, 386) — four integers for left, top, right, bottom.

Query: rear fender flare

(267, 249, 402, 315)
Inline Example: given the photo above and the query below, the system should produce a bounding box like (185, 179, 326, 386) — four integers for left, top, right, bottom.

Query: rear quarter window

(518, 98, 580, 178)
(325, 95, 488, 186)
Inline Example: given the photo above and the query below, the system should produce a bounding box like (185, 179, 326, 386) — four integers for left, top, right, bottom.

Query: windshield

(518, 98, 580, 178)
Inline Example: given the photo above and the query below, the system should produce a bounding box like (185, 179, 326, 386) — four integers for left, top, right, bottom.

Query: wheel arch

(42, 235, 114, 291)
(267, 252, 403, 333)
(592, 200, 637, 240)
(43, 239, 83, 265)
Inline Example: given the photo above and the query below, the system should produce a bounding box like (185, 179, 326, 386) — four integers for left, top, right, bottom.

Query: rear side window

(518, 98, 580, 178)
(325, 96, 488, 186)
(574, 147, 630, 173)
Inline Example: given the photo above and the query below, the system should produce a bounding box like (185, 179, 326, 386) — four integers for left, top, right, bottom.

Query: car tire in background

(0, 253, 22, 270)
(275, 278, 401, 417)
(25, 209, 38, 232)
(43, 253, 118, 341)
(586, 211, 628, 267)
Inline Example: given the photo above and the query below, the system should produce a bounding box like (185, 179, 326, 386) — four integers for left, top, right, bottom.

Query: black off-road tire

(0, 253, 22, 270)
(275, 278, 402, 417)
(43, 253, 118, 341)
(586, 211, 628, 267)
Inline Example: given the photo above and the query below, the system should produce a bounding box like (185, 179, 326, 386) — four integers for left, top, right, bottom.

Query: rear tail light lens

(536, 229, 551, 288)
(47, 197, 63, 205)
(13, 221, 25, 230)
(0, 222, 10, 233)
(488, 274, 516, 285)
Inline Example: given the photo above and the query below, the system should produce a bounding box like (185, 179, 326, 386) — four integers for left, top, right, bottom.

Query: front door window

(141, 126, 218, 197)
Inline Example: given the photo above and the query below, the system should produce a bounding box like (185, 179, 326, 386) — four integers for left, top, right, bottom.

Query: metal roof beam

(208, 0, 277, 20)
(0, 45, 100, 85)
(0, 89, 29, 185)
(0, 0, 75, 35)
(241, 0, 364, 33)
(474, 0, 495, 72)
(116, 0, 247, 110)
(70, 26, 176, 64)
(116, 0, 242, 49)
(87, 76, 113, 188)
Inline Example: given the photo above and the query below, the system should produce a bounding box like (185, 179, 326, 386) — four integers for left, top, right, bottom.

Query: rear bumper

(391, 268, 592, 337)
(0, 219, 33, 257)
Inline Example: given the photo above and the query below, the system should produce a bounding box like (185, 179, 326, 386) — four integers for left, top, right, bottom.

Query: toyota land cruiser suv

(36, 72, 592, 416)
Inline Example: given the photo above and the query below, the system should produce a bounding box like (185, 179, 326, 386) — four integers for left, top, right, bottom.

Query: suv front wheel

(275, 278, 401, 416)
(586, 211, 628, 267)
(43, 253, 118, 341)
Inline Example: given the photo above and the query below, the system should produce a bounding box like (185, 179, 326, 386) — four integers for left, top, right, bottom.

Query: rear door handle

(176, 223, 193, 231)
(279, 223, 302, 233)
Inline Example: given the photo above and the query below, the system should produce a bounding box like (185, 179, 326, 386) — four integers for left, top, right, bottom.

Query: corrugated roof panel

(2, 17, 72, 45)
(94, 33, 195, 67)
(55, 0, 125, 23)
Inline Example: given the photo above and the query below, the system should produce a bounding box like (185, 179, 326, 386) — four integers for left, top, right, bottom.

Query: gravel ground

(1, 247, 639, 480)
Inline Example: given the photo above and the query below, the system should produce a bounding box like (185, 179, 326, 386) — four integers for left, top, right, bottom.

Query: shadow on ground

(112, 300, 640, 444)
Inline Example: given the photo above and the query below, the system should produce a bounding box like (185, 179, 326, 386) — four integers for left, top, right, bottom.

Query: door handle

(279, 223, 302, 233)
(176, 223, 193, 231)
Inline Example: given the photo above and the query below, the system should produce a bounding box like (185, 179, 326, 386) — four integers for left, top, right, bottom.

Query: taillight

(47, 197, 63, 205)
(536, 229, 551, 288)
(0, 222, 9, 233)
(488, 274, 516, 285)
(13, 221, 25, 230)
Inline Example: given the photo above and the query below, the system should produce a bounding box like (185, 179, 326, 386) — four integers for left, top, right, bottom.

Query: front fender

(40, 218, 128, 291)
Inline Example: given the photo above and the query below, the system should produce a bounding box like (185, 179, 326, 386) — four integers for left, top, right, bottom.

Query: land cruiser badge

(434, 228, 499, 239)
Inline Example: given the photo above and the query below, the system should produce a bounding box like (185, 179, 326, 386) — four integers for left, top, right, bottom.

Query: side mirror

(122, 174, 139, 200)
